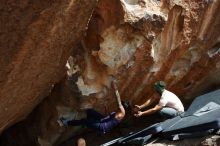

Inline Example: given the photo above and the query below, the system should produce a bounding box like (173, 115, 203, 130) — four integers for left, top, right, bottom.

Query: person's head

(77, 138, 86, 146)
(154, 81, 166, 94)
(122, 100, 131, 111)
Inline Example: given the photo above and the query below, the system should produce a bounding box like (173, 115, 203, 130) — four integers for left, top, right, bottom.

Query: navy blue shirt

(99, 112, 121, 133)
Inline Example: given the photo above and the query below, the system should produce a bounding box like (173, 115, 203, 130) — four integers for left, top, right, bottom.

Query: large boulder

(72, 0, 220, 107)
(0, 0, 98, 133)
(1, 0, 220, 145)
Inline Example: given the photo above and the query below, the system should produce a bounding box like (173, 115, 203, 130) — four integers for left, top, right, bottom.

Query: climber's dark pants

(64, 109, 104, 129)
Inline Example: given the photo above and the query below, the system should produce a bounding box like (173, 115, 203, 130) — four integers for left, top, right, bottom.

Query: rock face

(0, 0, 98, 133)
(1, 0, 220, 145)
(71, 0, 220, 107)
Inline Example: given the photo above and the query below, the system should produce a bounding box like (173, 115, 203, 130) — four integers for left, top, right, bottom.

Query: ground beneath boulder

(58, 115, 220, 146)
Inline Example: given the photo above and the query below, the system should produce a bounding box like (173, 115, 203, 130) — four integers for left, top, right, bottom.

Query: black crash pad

(101, 123, 162, 146)
(101, 89, 220, 145)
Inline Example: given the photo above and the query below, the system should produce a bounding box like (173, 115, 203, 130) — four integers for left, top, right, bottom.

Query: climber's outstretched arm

(112, 80, 125, 120)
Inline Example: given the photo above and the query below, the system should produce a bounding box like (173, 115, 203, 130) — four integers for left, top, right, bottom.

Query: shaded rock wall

(0, 81, 80, 146)
(1, 0, 220, 145)
(0, 0, 98, 133)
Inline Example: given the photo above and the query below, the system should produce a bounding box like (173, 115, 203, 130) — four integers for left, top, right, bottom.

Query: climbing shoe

(57, 117, 68, 127)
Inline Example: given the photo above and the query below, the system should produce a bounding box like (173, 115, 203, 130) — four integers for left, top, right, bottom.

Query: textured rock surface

(1, 0, 220, 145)
(145, 135, 220, 146)
(72, 0, 220, 107)
(0, 0, 97, 133)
